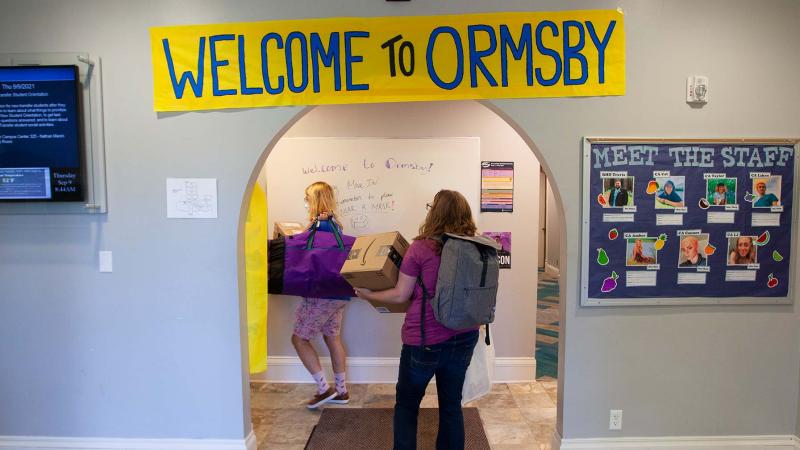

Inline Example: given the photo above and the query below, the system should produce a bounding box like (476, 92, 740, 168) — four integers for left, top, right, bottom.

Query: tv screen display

(0, 65, 84, 201)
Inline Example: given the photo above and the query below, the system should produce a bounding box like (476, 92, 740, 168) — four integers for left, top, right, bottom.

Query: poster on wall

(166, 178, 218, 219)
(581, 139, 797, 306)
(482, 232, 511, 269)
(481, 161, 514, 212)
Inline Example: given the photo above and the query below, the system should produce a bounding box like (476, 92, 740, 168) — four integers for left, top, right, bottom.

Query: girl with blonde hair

(291, 181, 351, 409)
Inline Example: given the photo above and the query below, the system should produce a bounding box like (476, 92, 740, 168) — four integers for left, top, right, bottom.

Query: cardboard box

(340, 231, 410, 313)
(273, 221, 306, 239)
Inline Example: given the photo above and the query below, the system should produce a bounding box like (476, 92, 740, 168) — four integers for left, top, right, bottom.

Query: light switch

(99, 251, 113, 273)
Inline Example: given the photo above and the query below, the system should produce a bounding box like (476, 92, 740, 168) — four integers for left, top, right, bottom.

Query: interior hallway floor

(251, 380, 557, 449)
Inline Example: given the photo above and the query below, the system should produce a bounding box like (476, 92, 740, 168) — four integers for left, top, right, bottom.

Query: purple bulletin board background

(581, 139, 798, 306)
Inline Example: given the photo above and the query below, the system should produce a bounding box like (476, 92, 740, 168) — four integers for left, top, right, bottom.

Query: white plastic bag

(462, 326, 494, 405)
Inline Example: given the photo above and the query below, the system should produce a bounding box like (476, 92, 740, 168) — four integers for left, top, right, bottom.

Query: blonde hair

(416, 190, 476, 249)
(305, 181, 339, 221)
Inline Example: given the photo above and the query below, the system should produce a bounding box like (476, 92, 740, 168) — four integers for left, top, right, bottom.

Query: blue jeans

(393, 330, 479, 450)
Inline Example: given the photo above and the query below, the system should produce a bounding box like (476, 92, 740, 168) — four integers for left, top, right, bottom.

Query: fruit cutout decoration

(596, 248, 609, 265)
(608, 228, 619, 240)
(597, 193, 607, 206)
(653, 233, 667, 251)
(698, 198, 710, 209)
(767, 273, 779, 289)
(743, 191, 755, 203)
(773, 250, 784, 262)
(754, 230, 770, 246)
(600, 271, 619, 293)
(645, 180, 659, 195)
(704, 243, 716, 256)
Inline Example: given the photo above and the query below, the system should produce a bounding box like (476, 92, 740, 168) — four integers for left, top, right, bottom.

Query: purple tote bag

(268, 222, 355, 299)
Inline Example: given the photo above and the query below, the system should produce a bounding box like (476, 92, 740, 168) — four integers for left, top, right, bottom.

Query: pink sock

(312, 371, 329, 395)
(334, 372, 347, 395)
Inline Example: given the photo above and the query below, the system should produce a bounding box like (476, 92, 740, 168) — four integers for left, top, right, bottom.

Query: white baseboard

(557, 434, 799, 450)
(544, 262, 560, 277)
(252, 356, 536, 384)
(0, 431, 256, 450)
(245, 431, 256, 450)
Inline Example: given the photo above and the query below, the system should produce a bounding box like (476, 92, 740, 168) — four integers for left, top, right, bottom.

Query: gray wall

(0, 0, 798, 442)
(261, 102, 540, 361)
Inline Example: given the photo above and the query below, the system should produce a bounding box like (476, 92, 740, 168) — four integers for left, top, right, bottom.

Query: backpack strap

(417, 276, 429, 347)
(477, 245, 490, 287)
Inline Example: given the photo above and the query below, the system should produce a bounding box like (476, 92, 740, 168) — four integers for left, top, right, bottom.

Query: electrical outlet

(609, 409, 623, 430)
(99, 251, 113, 273)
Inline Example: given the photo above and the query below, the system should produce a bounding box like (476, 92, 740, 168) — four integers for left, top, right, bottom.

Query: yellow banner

(150, 11, 625, 111)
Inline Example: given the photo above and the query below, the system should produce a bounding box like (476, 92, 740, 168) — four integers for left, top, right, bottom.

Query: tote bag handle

(305, 217, 345, 250)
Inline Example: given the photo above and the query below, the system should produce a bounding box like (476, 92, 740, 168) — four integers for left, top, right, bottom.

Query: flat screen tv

(0, 65, 84, 202)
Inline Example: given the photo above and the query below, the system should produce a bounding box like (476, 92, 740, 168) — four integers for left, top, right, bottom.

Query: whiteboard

(266, 137, 481, 239)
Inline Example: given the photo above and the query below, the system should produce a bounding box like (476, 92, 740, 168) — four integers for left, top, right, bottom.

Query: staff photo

(727, 235, 758, 265)
(601, 177, 634, 208)
(655, 176, 685, 209)
(752, 176, 781, 208)
(706, 178, 737, 206)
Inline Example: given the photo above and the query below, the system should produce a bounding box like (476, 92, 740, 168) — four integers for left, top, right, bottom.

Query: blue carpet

(536, 271, 560, 379)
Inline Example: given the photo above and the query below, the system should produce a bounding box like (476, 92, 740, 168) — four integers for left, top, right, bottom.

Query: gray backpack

(419, 233, 500, 346)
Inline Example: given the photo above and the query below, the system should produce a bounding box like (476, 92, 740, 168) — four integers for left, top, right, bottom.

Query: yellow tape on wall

(246, 183, 268, 374)
(150, 10, 625, 111)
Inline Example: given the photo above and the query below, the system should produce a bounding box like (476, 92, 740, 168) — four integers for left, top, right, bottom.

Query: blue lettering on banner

(499, 24, 534, 87)
(162, 37, 205, 99)
(562, 21, 587, 86)
(310, 32, 342, 93)
(159, 19, 622, 102)
(586, 20, 616, 83)
(467, 24, 499, 88)
(238, 35, 263, 95)
(534, 21, 561, 86)
(344, 31, 370, 91)
(285, 31, 309, 93)
(209, 34, 237, 96)
(260, 33, 285, 94)
(427, 26, 465, 90)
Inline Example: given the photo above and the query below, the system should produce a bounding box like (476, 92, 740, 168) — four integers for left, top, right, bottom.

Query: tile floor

(251, 379, 557, 449)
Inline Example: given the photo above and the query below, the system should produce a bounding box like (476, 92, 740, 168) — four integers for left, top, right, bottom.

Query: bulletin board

(581, 138, 799, 306)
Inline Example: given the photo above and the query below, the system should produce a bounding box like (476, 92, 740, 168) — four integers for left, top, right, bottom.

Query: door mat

(304, 407, 491, 449)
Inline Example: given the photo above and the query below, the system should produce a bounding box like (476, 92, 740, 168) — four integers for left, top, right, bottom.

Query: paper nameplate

(678, 273, 707, 285)
(604, 214, 635, 223)
(657, 215, 683, 226)
(708, 212, 735, 224)
(751, 213, 780, 227)
(626, 271, 657, 287)
(725, 270, 757, 282)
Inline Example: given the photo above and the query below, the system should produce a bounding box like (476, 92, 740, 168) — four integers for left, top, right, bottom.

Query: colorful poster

(483, 231, 511, 269)
(582, 141, 795, 303)
(481, 161, 514, 212)
(149, 10, 625, 111)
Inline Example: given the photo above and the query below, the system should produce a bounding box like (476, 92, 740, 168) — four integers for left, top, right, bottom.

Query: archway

(236, 100, 569, 446)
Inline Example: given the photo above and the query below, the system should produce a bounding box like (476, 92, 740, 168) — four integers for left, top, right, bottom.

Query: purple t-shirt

(399, 239, 478, 346)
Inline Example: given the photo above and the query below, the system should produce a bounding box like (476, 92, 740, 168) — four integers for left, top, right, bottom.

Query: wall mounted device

(686, 75, 709, 104)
